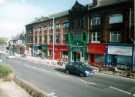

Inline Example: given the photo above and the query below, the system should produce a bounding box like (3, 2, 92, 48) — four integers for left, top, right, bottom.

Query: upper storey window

(56, 24, 61, 29)
(91, 32, 101, 43)
(110, 32, 121, 43)
(91, 17, 101, 26)
(109, 14, 123, 24)
(63, 20, 70, 28)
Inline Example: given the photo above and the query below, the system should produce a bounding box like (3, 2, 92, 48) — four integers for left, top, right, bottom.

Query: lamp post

(52, 17, 55, 61)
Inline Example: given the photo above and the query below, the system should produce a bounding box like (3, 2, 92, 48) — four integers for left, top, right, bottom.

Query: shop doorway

(72, 52, 81, 61)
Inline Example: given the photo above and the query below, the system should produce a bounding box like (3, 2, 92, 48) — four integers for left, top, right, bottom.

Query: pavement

(18, 55, 66, 69)
(5, 55, 135, 97)
(0, 80, 31, 97)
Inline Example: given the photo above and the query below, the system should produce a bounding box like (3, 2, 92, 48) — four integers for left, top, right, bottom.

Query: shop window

(91, 17, 101, 26)
(95, 55, 104, 63)
(110, 32, 121, 43)
(91, 32, 101, 43)
(117, 56, 132, 65)
(109, 14, 123, 24)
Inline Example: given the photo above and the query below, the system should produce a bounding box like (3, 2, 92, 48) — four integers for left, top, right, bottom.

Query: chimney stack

(92, 0, 98, 6)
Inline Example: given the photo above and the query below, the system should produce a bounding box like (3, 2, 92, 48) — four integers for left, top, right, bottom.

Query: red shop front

(48, 44, 69, 61)
(88, 43, 107, 67)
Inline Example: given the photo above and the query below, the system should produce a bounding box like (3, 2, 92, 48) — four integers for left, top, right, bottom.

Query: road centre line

(109, 86, 131, 95)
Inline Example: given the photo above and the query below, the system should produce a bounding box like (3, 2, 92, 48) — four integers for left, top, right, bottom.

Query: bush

(0, 64, 12, 78)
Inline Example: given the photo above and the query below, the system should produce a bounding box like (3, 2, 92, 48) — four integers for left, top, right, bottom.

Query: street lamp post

(52, 17, 55, 61)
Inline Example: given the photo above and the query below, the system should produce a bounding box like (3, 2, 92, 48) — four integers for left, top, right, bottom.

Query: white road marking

(80, 79, 96, 86)
(47, 92, 58, 97)
(133, 94, 135, 97)
(109, 86, 131, 95)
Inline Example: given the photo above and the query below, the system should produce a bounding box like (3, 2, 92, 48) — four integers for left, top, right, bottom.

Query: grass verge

(0, 64, 12, 78)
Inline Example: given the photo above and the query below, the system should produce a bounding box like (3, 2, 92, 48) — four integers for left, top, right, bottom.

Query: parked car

(65, 62, 95, 77)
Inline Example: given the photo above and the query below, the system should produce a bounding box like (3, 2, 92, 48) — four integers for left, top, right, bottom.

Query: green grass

(0, 64, 12, 78)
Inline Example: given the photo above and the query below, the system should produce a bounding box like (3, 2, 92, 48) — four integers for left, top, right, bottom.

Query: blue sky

(0, 0, 92, 39)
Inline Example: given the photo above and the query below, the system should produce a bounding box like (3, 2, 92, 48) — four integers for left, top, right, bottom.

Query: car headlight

(85, 71, 90, 75)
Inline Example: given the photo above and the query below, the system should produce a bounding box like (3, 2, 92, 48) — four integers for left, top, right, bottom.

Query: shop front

(69, 46, 87, 62)
(48, 44, 68, 61)
(107, 45, 133, 69)
(32, 45, 42, 56)
(88, 43, 107, 67)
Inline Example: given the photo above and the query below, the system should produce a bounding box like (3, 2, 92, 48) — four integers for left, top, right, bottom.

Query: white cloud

(0, 0, 6, 5)
(0, 2, 46, 39)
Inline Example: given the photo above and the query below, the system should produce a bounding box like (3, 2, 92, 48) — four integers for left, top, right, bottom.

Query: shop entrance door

(72, 52, 81, 61)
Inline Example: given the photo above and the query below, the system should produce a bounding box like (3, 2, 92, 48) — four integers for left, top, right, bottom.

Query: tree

(0, 37, 8, 45)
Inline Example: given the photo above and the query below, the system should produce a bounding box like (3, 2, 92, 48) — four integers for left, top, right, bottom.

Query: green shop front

(66, 32, 88, 62)
(69, 44, 87, 62)
(32, 44, 48, 57)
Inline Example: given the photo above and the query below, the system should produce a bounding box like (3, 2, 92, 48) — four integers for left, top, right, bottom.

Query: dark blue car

(65, 62, 95, 77)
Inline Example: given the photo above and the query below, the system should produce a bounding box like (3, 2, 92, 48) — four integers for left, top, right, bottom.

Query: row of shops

(32, 44, 69, 61)
(31, 43, 134, 70)
(88, 43, 133, 70)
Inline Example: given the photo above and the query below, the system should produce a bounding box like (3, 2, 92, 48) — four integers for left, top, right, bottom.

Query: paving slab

(0, 81, 31, 97)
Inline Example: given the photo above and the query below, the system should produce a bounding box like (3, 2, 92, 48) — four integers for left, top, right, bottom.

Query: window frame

(91, 16, 101, 26)
(55, 33, 60, 43)
(110, 32, 121, 43)
(109, 14, 123, 24)
(91, 32, 101, 43)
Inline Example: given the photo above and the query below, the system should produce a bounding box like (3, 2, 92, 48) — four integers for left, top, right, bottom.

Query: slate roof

(49, 10, 69, 18)
(89, 0, 129, 9)
(31, 17, 49, 24)
(27, 0, 130, 25)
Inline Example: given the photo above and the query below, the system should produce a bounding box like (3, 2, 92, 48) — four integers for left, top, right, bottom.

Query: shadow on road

(54, 68, 87, 78)
(54, 68, 66, 73)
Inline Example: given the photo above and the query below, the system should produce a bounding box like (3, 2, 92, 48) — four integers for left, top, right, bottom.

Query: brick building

(87, 0, 134, 69)
(26, 12, 69, 60)
(26, 0, 134, 69)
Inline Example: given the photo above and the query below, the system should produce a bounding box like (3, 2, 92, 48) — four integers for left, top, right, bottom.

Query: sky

(0, 0, 92, 39)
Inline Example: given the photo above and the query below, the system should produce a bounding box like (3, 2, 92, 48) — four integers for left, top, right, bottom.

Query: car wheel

(80, 73, 85, 77)
(65, 70, 70, 74)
